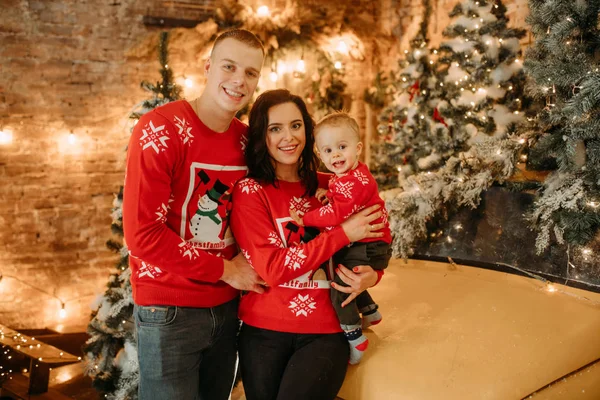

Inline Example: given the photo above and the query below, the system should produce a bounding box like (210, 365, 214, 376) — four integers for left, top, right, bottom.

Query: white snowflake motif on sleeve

(288, 294, 317, 317)
(242, 249, 253, 266)
(239, 178, 262, 194)
(381, 207, 389, 226)
(284, 247, 307, 270)
(268, 232, 285, 248)
(138, 261, 163, 279)
(333, 180, 355, 199)
(353, 169, 370, 185)
(178, 240, 200, 260)
(289, 196, 312, 216)
(155, 194, 175, 223)
(139, 120, 170, 154)
(319, 203, 334, 217)
(174, 115, 194, 145)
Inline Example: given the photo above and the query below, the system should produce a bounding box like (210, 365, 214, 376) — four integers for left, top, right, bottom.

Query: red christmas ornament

(408, 80, 420, 102)
(433, 107, 448, 128)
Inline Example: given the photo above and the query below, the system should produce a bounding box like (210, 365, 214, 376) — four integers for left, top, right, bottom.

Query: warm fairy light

(520, 154, 527, 161)
(475, 24, 479, 28)
(256, 5, 270, 17)
(518, 138, 526, 144)
(508, 86, 513, 90)
(336, 40, 348, 54)
(433, 50, 438, 54)
(0, 129, 13, 145)
(334, 61, 342, 70)
(429, 60, 434, 64)
(59, 305, 67, 319)
(404, 50, 409, 54)
(269, 71, 278, 82)
(295, 59, 305, 73)
(67, 133, 76, 145)
(582, 248, 592, 255)
(415, 50, 421, 57)
(546, 283, 556, 292)
(402, 77, 407, 82)
(514, 111, 520, 114)
(440, 82, 444, 86)
(184, 78, 193, 88)
(454, 224, 463, 230)
(397, 166, 402, 172)
(499, 38, 503, 43)
(486, 40, 491, 45)
(514, 59, 520, 63)
(420, 115, 425, 119)
(447, 236, 453, 243)
(496, 150, 501, 155)
(588, 201, 598, 208)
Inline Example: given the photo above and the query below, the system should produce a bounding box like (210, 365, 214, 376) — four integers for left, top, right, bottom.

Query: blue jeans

(134, 298, 239, 400)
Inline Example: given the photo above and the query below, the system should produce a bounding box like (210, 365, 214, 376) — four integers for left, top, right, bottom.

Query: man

(123, 29, 266, 400)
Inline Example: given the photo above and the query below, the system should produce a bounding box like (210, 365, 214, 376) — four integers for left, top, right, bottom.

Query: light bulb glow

(336, 40, 348, 54)
(256, 5, 270, 17)
(184, 78, 193, 88)
(269, 71, 278, 82)
(296, 59, 305, 73)
(0, 130, 13, 145)
(59, 306, 67, 319)
(334, 61, 342, 70)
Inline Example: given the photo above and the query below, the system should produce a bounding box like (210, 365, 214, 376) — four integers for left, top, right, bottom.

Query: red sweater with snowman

(231, 176, 354, 334)
(123, 100, 248, 308)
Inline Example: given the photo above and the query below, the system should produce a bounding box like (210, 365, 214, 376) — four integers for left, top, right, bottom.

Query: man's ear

(204, 58, 211, 76)
(356, 141, 363, 156)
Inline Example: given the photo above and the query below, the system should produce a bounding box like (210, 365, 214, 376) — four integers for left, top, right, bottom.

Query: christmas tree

(523, 0, 600, 254)
(371, 0, 452, 188)
(378, 0, 534, 257)
(83, 32, 181, 400)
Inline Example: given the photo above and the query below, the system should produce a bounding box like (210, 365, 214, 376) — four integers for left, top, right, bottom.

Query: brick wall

(0, 0, 531, 331)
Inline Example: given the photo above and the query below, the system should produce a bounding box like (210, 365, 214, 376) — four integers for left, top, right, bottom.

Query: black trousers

(332, 241, 391, 326)
(238, 324, 349, 400)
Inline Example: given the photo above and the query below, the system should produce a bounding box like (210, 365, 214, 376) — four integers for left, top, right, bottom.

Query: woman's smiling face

(265, 102, 306, 177)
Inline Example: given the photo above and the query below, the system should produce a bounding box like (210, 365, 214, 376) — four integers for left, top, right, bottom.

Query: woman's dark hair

(246, 89, 319, 195)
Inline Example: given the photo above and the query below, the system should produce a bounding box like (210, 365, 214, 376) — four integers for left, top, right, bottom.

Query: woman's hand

(340, 204, 385, 243)
(331, 265, 378, 307)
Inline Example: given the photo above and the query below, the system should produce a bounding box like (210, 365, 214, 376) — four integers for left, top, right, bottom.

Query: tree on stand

(83, 32, 182, 400)
(524, 0, 600, 255)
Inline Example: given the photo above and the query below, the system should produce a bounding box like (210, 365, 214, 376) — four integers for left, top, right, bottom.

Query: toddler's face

(315, 126, 362, 175)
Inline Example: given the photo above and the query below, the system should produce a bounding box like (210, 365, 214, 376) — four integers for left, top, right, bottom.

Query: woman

(230, 89, 385, 400)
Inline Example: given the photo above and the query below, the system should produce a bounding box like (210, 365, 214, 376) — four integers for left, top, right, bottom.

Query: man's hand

(316, 188, 329, 205)
(289, 208, 304, 226)
(220, 253, 266, 293)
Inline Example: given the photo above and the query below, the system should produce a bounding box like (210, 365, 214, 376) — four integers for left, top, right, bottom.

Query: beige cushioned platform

(338, 259, 600, 400)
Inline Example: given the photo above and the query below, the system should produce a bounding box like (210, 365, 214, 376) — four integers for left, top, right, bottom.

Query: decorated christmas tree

(379, 0, 534, 257)
(524, 0, 600, 254)
(83, 32, 181, 400)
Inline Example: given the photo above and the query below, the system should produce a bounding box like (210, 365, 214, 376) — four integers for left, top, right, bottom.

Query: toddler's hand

(316, 188, 329, 205)
(290, 208, 304, 226)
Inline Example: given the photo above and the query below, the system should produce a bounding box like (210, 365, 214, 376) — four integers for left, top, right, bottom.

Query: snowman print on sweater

(189, 170, 230, 244)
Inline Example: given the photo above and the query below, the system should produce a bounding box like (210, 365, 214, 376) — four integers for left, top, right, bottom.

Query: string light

(336, 40, 348, 54)
(67, 132, 77, 145)
(256, 5, 270, 17)
(184, 78, 193, 88)
(295, 59, 305, 73)
(0, 129, 13, 145)
(269, 71, 278, 82)
(334, 61, 343, 70)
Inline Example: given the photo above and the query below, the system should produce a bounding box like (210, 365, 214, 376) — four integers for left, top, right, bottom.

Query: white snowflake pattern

(154, 195, 174, 223)
(239, 178, 262, 194)
(242, 249, 252, 266)
(240, 133, 248, 151)
(139, 120, 170, 154)
(138, 261, 163, 279)
(174, 115, 194, 145)
(381, 207, 389, 226)
(178, 240, 200, 260)
(288, 294, 317, 317)
(284, 247, 307, 270)
(289, 196, 312, 216)
(353, 170, 370, 185)
(334, 180, 355, 199)
(319, 204, 334, 217)
(268, 232, 285, 248)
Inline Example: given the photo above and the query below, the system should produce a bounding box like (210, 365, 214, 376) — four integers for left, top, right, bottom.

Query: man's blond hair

(315, 112, 360, 141)
(211, 29, 265, 57)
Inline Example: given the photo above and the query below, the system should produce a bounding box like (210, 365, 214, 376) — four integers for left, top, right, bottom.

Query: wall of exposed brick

(0, 0, 531, 331)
